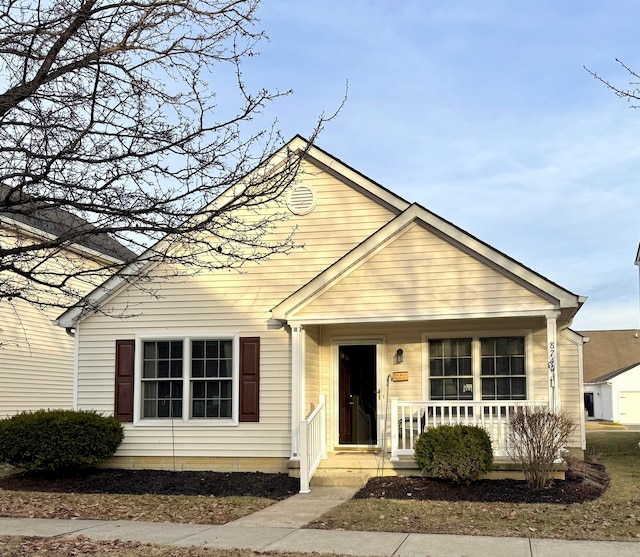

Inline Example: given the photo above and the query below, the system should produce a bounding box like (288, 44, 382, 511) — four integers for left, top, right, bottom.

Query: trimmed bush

(0, 409, 124, 473)
(414, 424, 493, 484)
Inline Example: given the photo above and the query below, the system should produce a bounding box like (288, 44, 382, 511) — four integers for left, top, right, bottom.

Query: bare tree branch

(585, 58, 640, 107)
(0, 0, 331, 311)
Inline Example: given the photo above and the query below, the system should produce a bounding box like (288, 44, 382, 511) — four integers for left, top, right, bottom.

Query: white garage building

(584, 362, 640, 424)
(581, 330, 640, 425)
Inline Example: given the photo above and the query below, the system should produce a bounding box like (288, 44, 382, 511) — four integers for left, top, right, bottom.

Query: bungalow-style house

(581, 329, 640, 424)
(57, 137, 587, 491)
(0, 194, 135, 416)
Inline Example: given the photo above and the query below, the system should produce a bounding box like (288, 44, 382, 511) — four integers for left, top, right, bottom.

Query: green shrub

(414, 424, 493, 484)
(0, 409, 124, 473)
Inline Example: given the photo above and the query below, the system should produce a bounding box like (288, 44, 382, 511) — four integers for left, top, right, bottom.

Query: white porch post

(546, 314, 559, 412)
(290, 324, 305, 460)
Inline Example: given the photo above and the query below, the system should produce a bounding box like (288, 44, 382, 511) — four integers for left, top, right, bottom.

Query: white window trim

(421, 330, 533, 402)
(133, 332, 240, 427)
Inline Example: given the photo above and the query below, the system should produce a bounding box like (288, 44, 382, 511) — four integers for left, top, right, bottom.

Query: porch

(298, 397, 557, 491)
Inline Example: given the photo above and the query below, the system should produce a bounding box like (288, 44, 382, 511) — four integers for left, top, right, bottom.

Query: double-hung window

(140, 337, 236, 421)
(427, 335, 528, 401)
(429, 338, 473, 400)
(480, 337, 526, 400)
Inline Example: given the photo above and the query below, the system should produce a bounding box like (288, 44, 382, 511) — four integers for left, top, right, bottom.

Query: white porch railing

(390, 399, 546, 460)
(299, 394, 327, 493)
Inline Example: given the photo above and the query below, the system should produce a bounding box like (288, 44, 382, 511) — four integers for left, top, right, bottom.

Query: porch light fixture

(395, 348, 404, 364)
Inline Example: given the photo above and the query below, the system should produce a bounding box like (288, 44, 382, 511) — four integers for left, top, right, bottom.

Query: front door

(338, 344, 377, 445)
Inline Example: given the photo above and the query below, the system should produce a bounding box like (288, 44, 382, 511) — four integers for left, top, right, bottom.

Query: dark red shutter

(239, 337, 260, 422)
(115, 339, 135, 422)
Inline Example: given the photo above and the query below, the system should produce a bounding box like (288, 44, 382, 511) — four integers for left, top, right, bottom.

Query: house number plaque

(392, 371, 409, 382)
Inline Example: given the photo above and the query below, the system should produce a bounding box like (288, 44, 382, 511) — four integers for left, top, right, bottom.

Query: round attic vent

(287, 185, 317, 215)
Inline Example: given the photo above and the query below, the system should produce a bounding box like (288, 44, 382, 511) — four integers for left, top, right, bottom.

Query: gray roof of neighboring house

(1, 185, 136, 263)
(590, 360, 640, 384)
(580, 329, 640, 383)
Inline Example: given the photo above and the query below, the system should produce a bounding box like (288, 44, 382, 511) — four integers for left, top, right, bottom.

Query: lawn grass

(308, 432, 640, 541)
(0, 491, 275, 524)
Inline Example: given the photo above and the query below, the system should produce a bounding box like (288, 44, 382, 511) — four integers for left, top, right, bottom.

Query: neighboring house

(581, 329, 640, 424)
(0, 196, 135, 416)
(57, 137, 587, 491)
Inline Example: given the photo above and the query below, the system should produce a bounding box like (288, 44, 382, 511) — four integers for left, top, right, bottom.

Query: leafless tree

(0, 0, 327, 311)
(585, 59, 640, 107)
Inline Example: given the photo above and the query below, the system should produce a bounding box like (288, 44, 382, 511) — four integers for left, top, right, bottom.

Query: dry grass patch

(309, 432, 640, 541)
(0, 536, 346, 557)
(0, 491, 273, 524)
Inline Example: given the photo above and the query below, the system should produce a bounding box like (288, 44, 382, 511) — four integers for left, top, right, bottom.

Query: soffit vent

(287, 185, 317, 215)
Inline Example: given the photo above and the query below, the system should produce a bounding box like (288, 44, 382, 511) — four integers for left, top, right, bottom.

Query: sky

(240, 0, 639, 331)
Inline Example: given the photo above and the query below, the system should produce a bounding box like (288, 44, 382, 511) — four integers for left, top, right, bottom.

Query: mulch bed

(0, 469, 299, 500)
(354, 460, 610, 504)
(0, 460, 609, 505)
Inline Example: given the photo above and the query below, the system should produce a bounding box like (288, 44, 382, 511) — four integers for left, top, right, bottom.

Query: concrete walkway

(0, 488, 639, 556)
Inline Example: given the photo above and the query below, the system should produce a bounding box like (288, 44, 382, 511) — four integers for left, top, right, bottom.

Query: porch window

(480, 337, 526, 400)
(429, 338, 473, 400)
(141, 337, 235, 420)
(427, 336, 527, 401)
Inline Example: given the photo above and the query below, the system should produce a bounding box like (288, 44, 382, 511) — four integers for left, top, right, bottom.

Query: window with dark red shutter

(115, 339, 135, 422)
(239, 337, 260, 422)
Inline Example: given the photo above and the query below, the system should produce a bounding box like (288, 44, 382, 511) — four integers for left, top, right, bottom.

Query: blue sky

(243, 1, 640, 330)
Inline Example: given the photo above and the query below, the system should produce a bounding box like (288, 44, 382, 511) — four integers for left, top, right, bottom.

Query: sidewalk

(0, 488, 638, 557)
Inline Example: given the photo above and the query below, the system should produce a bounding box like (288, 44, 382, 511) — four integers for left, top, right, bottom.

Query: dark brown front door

(338, 345, 377, 445)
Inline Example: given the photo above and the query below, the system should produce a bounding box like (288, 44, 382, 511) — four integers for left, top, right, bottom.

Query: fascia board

(300, 143, 410, 213)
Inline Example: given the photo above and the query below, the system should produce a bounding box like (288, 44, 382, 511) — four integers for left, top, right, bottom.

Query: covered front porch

(297, 393, 555, 492)
(267, 204, 585, 492)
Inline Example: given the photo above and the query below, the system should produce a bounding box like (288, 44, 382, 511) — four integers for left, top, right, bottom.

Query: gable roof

(1, 185, 136, 263)
(272, 203, 584, 323)
(590, 360, 640, 384)
(581, 329, 640, 382)
(56, 136, 586, 328)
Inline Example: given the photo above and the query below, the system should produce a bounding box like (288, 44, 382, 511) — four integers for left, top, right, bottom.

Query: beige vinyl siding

(531, 328, 551, 403)
(558, 331, 584, 449)
(296, 223, 556, 320)
(0, 224, 120, 416)
(304, 325, 321, 416)
(75, 160, 396, 459)
(0, 298, 75, 415)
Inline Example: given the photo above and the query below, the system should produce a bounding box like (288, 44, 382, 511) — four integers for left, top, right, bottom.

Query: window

(142, 341, 184, 418)
(429, 338, 473, 400)
(427, 335, 527, 401)
(140, 337, 235, 421)
(191, 340, 233, 418)
(481, 337, 526, 400)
